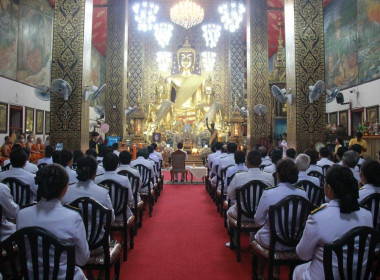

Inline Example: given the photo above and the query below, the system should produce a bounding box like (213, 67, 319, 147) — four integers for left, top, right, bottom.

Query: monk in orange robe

(36, 137, 45, 158)
(1, 136, 12, 160)
(26, 135, 41, 163)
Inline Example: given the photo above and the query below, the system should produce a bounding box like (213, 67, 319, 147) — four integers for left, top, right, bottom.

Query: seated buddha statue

(165, 38, 209, 124)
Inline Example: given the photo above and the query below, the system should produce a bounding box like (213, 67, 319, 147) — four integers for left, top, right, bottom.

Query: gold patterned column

(246, 0, 270, 148)
(50, 0, 93, 151)
(285, 0, 325, 152)
(105, 0, 128, 138)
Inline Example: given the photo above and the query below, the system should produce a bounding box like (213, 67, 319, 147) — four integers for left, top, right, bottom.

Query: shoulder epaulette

(226, 164, 235, 168)
(295, 185, 305, 191)
(132, 167, 137, 170)
(359, 187, 364, 190)
(311, 204, 327, 214)
(265, 185, 278, 190)
(236, 170, 248, 174)
(63, 204, 81, 213)
(68, 182, 76, 185)
(98, 184, 110, 190)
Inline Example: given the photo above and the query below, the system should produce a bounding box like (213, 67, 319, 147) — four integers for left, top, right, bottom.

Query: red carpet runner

(120, 183, 251, 279)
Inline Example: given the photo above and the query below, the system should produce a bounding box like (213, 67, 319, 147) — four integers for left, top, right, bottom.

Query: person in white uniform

(0, 148, 38, 202)
(305, 149, 323, 174)
(207, 142, 223, 171)
(316, 147, 334, 167)
(225, 151, 248, 189)
(293, 165, 373, 280)
(85, 149, 105, 175)
(286, 148, 297, 162)
(279, 133, 287, 158)
(342, 150, 361, 183)
(258, 146, 271, 166)
(358, 160, 380, 202)
(0, 182, 19, 241)
(37, 145, 54, 165)
(295, 153, 321, 186)
(112, 143, 120, 157)
(59, 149, 78, 184)
(254, 159, 309, 251)
(18, 147, 38, 174)
(131, 149, 155, 192)
(212, 143, 237, 188)
(211, 146, 227, 179)
(351, 144, 365, 165)
(17, 164, 89, 280)
(263, 149, 282, 174)
(95, 152, 134, 220)
(117, 151, 142, 202)
(151, 143, 163, 163)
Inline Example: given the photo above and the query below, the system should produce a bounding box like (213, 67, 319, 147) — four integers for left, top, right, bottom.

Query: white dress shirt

(316, 158, 334, 167)
(211, 154, 226, 178)
(9, 161, 39, 174)
(96, 165, 105, 175)
(254, 182, 309, 250)
(358, 184, 380, 203)
(280, 140, 287, 158)
(153, 150, 163, 161)
(263, 163, 276, 174)
(0, 168, 38, 202)
(37, 157, 53, 165)
(218, 153, 236, 177)
(261, 156, 272, 166)
(17, 198, 90, 280)
(65, 166, 78, 184)
(294, 200, 373, 280)
(297, 171, 321, 187)
(0, 183, 19, 241)
(113, 150, 120, 156)
(208, 150, 221, 169)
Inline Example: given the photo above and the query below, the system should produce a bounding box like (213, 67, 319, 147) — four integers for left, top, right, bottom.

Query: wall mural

(90, 45, 106, 108)
(324, 0, 380, 89)
(0, 0, 53, 87)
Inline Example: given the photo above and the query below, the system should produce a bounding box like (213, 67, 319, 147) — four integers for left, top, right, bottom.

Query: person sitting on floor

(17, 164, 89, 279)
(225, 151, 248, 189)
(293, 165, 373, 280)
(305, 149, 323, 174)
(0, 148, 38, 202)
(26, 135, 41, 163)
(95, 152, 134, 220)
(295, 153, 321, 186)
(263, 148, 282, 174)
(37, 145, 54, 165)
(286, 148, 297, 162)
(316, 147, 334, 167)
(59, 149, 78, 184)
(358, 160, 380, 202)
(253, 159, 308, 250)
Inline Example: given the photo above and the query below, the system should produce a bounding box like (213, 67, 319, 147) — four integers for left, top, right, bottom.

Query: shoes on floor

(225, 242, 230, 247)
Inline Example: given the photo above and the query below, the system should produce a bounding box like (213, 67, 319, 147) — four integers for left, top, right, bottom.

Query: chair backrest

(236, 180, 269, 221)
(2, 163, 11, 172)
(135, 164, 152, 189)
(171, 150, 186, 171)
(272, 172, 277, 186)
(99, 180, 128, 219)
(296, 180, 324, 206)
(357, 164, 362, 172)
(37, 163, 48, 170)
(259, 164, 269, 171)
(269, 195, 312, 251)
(2, 177, 30, 206)
(360, 193, 380, 231)
(118, 170, 139, 197)
(227, 173, 236, 187)
(219, 165, 232, 194)
(322, 165, 331, 176)
(0, 226, 75, 280)
(307, 170, 325, 186)
(69, 197, 112, 252)
(323, 226, 380, 280)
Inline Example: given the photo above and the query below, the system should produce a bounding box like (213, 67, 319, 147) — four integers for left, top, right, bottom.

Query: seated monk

(14, 134, 26, 148)
(36, 137, 45, 158)
(26, 135, 40, 164)
(1, 136, 12, 160)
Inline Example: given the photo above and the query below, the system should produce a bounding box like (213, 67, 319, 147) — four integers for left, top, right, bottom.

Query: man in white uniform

(59, 149, 78, 184)
(258, 146, 271, 166)
(316, 147, 334, 167)
(296, 153, 321, 186)
(263, 149, 282, 174)
(37, 145, 54, 165)
(342, 150, 361, 183)
(0, 182, 19, 241)
(131, 149, 155, 192)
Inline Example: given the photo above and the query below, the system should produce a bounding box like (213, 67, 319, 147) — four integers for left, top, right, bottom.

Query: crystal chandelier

(218, 1, 245, 32)
(201, 52, 216, 72)
(156, 52, 172, 71)
(133, 2, 159, 32)
(154, 23, 174, 48)
(202, 24, 221, 49)
(170, 0, 204, 29)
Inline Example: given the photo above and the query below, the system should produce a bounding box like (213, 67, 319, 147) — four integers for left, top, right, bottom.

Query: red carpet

(120, 183, 252, 280)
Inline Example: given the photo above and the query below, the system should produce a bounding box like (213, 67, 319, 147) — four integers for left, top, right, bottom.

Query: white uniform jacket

(358, 184, 380, 203)
(16, 198, 90, 280)
(254, 182, 309, 250)
(0, 183, 19, 241)
(37, 157, 53, 165)
(207, 150, 221, 170)
(211, 154, 226, 178)
(294, 200, 373, 280)
(218, 153, 236, 178)
(263, 163, 276, 174)
(261, 157, 272, 166)
(316, 158, 334, 167)
(66, 166, 78, 184)
(297, 171, 321, 187)
(0, 168, 38, 202)
(9, 161, 38, 174)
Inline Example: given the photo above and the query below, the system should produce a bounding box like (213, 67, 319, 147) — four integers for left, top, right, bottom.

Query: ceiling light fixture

(157, 52, 172, 71)
(133, 1, 159, 32)
(218, 1, 245, 33)
(202, 24, 222, 48)
(170, 0, 204, 29)
(154, 23, 174, 48)
(201, 52, 216, 72)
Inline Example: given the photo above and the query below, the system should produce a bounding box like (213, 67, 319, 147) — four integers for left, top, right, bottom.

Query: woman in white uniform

(16, 164, 89, 280)
(293, 165, 373, 280)
(358, 160, 380, 202)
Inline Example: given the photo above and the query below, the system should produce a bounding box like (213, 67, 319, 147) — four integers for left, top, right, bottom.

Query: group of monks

(1, 134, 45, 165)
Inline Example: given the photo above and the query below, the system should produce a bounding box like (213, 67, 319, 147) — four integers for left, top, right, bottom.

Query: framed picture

(25, 107, 34, 133)
(366, 106, 379, 123)
(45, 111, 50, 134)
(0, 103, 8, 133)
(329, 112, 337, 126)
(339, 110, 348, 134)
(153, 133, 161, 143)
(36, 110, 44, 134)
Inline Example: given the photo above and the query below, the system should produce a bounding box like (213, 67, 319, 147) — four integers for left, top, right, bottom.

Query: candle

(132, 145, 137, 159)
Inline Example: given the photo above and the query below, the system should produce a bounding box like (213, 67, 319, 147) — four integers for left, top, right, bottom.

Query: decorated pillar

(246, 0, 270, 148)
(50, 0, 93, 151)
(285, 0, 325, 152)
(105, 0, 129, 138)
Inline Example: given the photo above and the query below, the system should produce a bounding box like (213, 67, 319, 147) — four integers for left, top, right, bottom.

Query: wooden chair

(99, 179, 134, 262)
(272, 172, 278, 186)
(170, 150, 187, 182)
(2, 178, 30, 207)
(0, 226, 75, 280)
(307, 170, 325, 187)
(118, 170, 144, 231)
(296, 180, 324, 207)
(229, 180, 268, 262)
(37, 163, 48, 170)
(360, 193, 380, 231)
(321, 164, 331, 176)
(134, 164, 154, 217)
(251, 196, 312, 280)
(223, 173, 237, 228)
(323, 226, 380, 280)
(217, 165, 234, 216)
(210, 164, 219, 203)
(70, 197, 121, 280)
(1, 163, 11, 172)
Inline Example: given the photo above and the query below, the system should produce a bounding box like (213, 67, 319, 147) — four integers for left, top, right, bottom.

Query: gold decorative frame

(36, 109, 44, 134)
(366, 106, 379, 123)
(339, 110, 348, 134)
(45, 111, 50, 135)
(0, 103, 8, 133)
(25, 107, 34, 133)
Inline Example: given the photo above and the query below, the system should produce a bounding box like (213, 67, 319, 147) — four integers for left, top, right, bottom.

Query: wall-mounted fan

(35, 85, 51, 101)
(84, 84, 106, 101)
(271, 85, 293, 104)
(238, 107, 249, 117)
(51, 79, 72, 100)
(254, 104, 267, 116)
(308, 80, 325, 103)
(94, 106, 105, 118)
(326, 87, 340, 103)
